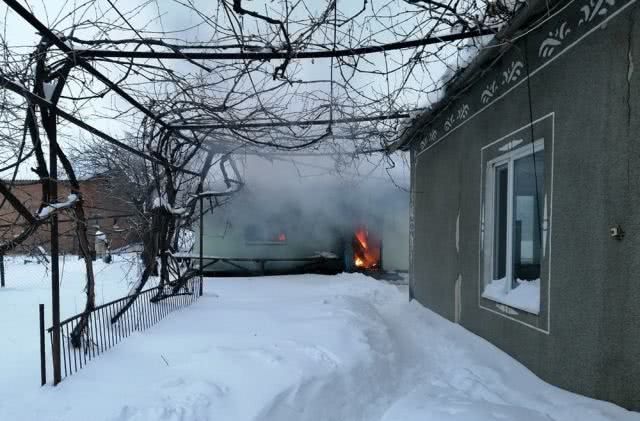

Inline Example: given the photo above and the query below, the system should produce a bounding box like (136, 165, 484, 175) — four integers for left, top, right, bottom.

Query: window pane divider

(505, 159, 515, 293)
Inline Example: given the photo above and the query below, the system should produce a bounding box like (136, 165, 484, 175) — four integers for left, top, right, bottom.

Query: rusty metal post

(39, 304, 46, 385)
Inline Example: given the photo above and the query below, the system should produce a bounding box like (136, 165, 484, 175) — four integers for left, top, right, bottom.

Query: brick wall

(0, 177, 141, 255)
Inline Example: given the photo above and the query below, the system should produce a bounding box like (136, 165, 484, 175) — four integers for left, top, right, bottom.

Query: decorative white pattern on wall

(579, 0, 616, 25)
(539, 22, 571, 58)
(502, 61, 524, 85)
(457, 104, 470, 120)
(413, 0, 629, 155)
(444, 113, 456, 131)
(481, 81, 499, 104)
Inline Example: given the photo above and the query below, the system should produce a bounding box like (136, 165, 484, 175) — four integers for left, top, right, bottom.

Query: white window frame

(483, 139, 544, 294)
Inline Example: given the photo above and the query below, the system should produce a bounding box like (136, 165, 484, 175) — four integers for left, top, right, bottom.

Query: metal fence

(40, 276, 202, 384)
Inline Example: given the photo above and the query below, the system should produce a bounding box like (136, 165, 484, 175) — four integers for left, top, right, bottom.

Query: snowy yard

(0, 258, 638, 421)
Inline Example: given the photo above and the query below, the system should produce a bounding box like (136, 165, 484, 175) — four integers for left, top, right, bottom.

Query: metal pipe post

(49, 115, 62, 385)
(199, 196, 204, 297)
(39, 304, 46, 385)
(0, 253, 4, 287)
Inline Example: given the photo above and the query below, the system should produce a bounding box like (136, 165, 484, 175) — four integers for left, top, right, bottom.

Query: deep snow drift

(0, 260, 638, 421)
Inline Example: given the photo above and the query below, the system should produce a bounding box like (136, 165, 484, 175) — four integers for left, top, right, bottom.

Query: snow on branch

(37, 194, 79, 219)
(151, 197, 187, 215)
(197, 181, 242, 198)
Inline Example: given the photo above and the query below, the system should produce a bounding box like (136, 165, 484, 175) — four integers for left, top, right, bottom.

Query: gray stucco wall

(410, 0, 640, 410)
(413, 133, 461, 320)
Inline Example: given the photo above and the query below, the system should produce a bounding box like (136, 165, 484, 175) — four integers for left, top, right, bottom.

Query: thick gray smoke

(202, 152, 410, 269)
(233, 152, 407, 230)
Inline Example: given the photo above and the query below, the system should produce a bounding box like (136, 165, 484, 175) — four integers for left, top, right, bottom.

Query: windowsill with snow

(482, 277, 541, 315)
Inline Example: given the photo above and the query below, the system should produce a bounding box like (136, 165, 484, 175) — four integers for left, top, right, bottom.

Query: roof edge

(391, 0, 559, 152)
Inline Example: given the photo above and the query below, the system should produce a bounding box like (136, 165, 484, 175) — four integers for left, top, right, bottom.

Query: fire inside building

(195, 179, 408, 277)
(352, 225, 382, 271)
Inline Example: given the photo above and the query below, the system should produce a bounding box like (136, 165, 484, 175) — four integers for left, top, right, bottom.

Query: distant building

(396, 0, 639, 411)
(195, 157, 410, 276)
(0, 176, 140, 255)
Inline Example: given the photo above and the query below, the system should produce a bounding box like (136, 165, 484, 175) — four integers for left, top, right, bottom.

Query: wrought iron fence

(41, 277, 202, 383)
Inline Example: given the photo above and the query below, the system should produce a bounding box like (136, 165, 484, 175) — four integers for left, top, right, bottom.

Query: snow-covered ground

(0, 258, 638, 421)
(0, 255, 151, 400)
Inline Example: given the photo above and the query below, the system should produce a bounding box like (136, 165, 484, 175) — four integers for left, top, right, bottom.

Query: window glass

(482, 141, 545, 315)
(493, 164, 508, 280)
(512, 150, 544, 284)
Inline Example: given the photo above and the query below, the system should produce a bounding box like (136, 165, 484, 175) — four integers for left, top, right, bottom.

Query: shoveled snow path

(0, 273, 637, 421)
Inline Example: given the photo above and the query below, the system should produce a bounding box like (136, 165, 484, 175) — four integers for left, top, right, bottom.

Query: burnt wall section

(410, 0, 640, 410)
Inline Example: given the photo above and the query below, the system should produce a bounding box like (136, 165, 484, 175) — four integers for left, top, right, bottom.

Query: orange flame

(355, 229, 368, 249)
(352, 226, 381, 270)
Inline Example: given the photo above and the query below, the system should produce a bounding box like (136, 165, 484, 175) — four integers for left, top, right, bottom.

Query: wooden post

(198, 196, 203, 297)
(39, 304, 46, 386)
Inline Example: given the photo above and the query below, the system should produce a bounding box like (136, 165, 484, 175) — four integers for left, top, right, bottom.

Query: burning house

(194, 156, 409, 276)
